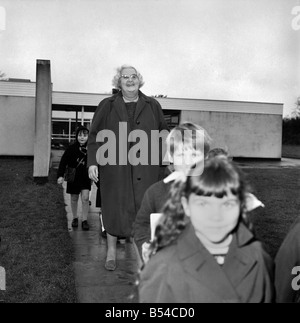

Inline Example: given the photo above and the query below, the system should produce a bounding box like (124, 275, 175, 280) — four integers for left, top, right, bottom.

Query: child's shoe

(72, 218, 79, 228)
(82, 220, 90, 231)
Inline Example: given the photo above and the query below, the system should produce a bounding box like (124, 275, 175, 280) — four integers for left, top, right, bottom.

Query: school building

(0, 60, 283, 178)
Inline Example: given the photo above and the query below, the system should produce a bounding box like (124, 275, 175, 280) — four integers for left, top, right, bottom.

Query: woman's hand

(89, 165, 98, 182)
(57, 177, 64, 185)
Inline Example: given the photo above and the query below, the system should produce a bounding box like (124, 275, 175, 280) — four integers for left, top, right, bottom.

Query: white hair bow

(245, 193, 265, 211)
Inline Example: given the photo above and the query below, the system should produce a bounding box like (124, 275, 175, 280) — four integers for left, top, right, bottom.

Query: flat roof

(0, 81, 283, 115)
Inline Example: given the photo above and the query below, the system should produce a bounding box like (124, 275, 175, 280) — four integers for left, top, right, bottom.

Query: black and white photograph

(0, 0, 299, 307)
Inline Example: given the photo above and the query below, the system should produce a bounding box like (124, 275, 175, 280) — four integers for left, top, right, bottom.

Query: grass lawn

(0, 158, 77, 303)
(241, 166, 300, 258)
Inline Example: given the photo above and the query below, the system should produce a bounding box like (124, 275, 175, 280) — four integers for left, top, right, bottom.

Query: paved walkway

(61, 157, 300, 303)
(62, 182, 139, 303)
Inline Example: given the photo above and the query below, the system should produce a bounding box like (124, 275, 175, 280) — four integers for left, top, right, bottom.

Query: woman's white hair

(112, 64, 145, 90)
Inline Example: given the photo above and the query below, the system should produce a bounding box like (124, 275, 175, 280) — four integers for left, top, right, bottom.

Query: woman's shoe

(71, 218, 78, 228)
(82, 220, 90, 231)
(118, 238, 126, 245)
(105, 260, 116, 271)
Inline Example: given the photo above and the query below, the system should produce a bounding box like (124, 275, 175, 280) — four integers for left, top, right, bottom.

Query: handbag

(64, 155, 86, 183)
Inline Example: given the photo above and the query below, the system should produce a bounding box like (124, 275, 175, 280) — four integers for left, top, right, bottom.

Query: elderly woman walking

(88, 65, 168, 271)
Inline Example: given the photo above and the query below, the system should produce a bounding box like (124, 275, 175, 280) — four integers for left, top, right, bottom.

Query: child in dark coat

(57, 125, 91, 231)
(139, 156, 275, 303)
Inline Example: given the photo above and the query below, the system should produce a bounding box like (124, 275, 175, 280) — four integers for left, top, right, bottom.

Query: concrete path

(62, 182, 139, 303)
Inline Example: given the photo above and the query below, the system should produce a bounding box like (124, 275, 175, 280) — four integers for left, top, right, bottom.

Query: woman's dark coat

(87, 91, 169, 237)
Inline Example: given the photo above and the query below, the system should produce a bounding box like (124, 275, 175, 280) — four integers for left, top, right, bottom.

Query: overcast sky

(0, 0, 299, 117)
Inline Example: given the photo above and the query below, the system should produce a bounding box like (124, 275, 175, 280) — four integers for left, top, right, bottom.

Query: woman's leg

(81, 189, 90, 222)
(106, 233, 117, 267)
(70, 194, 79, 219)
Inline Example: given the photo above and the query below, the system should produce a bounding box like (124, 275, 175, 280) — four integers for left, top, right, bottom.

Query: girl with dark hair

(139, 156, 274, 303)
(57, 125, 91, 231)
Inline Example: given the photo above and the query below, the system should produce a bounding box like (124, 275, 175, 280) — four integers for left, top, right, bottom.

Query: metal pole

(81, 106, 84, 125)
(69, 118, 71, 142)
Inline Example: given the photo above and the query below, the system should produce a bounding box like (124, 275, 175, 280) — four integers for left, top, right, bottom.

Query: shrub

(282, 117, 300, 145)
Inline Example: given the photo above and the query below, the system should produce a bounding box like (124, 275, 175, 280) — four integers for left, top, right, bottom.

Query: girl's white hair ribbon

(245, 193, 265, 211)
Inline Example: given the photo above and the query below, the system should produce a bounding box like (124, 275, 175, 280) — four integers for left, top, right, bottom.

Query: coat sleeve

(152, 98, 169, 166)
(156, 99, 169, 132)
(87, 103, 102, 168)
(57, 148, 70, 179)
(133, 187, 154, 257)
(87, 99, 111, 168)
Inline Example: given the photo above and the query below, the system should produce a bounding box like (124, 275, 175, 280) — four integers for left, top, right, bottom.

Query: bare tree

(291, 97, 300, 118)
(0, 70, 6, 80)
